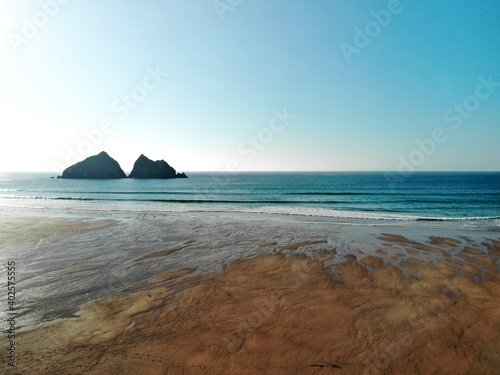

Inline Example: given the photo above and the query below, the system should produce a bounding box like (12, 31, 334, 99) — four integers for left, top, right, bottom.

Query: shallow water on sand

(1, 210, 498, 332)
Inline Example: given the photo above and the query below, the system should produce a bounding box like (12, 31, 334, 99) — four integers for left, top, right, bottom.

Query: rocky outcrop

(58, 151, 126, 179)
(128, 154, 188, 179)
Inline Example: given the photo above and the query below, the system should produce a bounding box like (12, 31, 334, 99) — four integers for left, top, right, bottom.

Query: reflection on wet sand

(12, 233, 500, 375)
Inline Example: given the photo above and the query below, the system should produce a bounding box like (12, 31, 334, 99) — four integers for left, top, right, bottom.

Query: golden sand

(10, 235, 500, 375)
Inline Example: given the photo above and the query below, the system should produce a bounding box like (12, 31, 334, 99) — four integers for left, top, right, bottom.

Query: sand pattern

(9, 233, 500, 375)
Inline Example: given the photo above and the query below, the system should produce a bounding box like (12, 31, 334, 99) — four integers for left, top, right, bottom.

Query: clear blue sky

(1, 0, 499, 172)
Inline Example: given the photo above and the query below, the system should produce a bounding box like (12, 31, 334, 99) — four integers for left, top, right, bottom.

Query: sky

(0, 0, 499, 172)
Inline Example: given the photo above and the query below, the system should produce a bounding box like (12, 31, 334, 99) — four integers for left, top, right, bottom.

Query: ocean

(1, 172, 499, 228)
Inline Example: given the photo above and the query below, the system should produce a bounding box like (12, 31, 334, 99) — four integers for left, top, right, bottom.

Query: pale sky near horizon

(1, 0, 499, 172)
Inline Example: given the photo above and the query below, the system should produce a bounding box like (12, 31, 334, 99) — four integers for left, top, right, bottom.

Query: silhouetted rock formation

(128, 154, 188, 179)
(58, 151, 126, 179)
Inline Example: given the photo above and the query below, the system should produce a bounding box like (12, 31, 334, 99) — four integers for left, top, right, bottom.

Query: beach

(2, 211, 500, 375)
(3, 0, 500, 372)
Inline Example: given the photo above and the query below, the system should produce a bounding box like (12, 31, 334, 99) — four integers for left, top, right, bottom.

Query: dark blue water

(1, 172, 499, 223)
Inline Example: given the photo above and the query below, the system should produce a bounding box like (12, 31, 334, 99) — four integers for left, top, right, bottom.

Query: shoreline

(1, 212, 500, 374)
(1, 212, 499, 326)
(1, 195, 499, 232)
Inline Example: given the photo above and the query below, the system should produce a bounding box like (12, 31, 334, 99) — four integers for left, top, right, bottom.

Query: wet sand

(9, 233, 500, 375)
(0, 215, 117, 249)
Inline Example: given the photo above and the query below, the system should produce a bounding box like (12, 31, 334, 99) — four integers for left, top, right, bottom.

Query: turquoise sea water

(0, 171, 499, 227)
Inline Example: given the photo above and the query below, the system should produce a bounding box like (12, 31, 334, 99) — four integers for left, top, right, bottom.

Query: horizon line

(1, 170, 500, 174)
